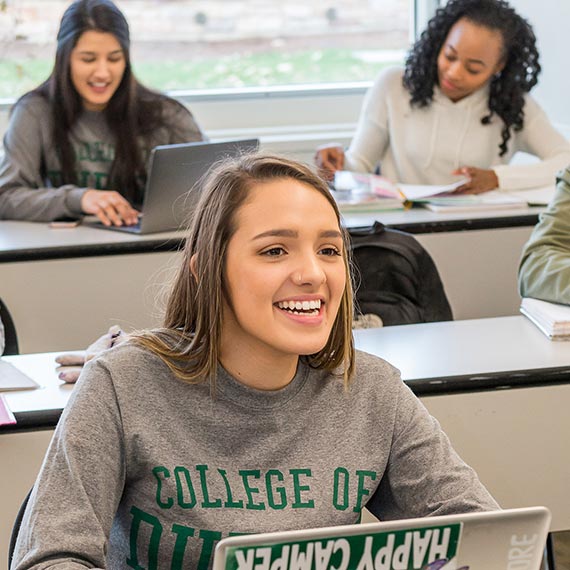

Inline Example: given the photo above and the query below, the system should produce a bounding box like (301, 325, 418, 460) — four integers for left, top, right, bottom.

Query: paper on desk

(502, 185, 555, 206)
(0, 394, 16, 425)
(423, 193, 528, 213)
(398, 179, 469, 200)
(520, 297, 570, 340)
(0, 359, 40, 391)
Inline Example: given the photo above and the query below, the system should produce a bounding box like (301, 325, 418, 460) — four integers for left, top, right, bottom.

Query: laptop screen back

(212, 507, 550, 570)
(140, 138, 259, 234)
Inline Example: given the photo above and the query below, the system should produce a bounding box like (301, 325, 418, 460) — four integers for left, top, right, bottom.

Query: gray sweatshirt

(0, 93, 204, 221)
(12, 344, 498, 570)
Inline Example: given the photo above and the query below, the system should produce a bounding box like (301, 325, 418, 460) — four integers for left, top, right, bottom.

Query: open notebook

(0, 359, 39, 391)
(331, 171, 554, 214)
(213, 507, 550, 570)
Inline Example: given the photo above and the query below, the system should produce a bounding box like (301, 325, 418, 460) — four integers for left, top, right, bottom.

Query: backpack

(348, 222, 453, 326)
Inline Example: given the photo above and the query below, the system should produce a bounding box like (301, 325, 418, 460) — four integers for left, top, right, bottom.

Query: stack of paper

(332, 171, 405, 212)
(503, 185, 555, 207)
(399, 182, 528, 213)
(520, 297, 570, 340)
(398, 179, 468, 201)
(421, 193, 528, 213)
(0, 359, 39, 391)
(332, 171, 553, 214)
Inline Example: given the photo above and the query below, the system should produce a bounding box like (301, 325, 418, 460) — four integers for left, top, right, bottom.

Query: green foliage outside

(0, 48, 402, 98)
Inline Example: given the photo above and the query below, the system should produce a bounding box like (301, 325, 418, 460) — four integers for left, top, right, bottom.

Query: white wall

(0, 86, 366, 165)
(1, 3, 568, 158)
(511, 0, 570, 133)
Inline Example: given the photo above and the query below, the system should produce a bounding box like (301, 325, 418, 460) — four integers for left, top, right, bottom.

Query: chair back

(0, 298, 19, 355)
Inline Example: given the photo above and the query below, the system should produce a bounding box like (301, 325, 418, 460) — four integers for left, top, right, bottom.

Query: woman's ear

(190, 254, 198, 280)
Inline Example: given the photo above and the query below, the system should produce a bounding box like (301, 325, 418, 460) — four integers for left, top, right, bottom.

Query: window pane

(0, 0, 411, 97)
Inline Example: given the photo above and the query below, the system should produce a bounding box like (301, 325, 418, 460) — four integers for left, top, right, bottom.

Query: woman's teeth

(277, 299, 321, 315)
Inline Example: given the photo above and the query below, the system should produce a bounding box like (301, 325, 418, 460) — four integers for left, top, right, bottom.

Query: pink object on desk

(0, 394, 16, 425)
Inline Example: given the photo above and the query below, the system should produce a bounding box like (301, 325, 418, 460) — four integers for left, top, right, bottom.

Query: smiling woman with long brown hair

(11, 153, 497, 570)
(0, 0, 205, 226)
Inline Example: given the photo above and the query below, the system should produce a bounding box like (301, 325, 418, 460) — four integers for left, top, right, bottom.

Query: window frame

(0, 0, 440, 161)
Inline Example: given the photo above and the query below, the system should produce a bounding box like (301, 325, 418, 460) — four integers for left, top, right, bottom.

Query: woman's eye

(262, 247, 286, 257)
(320, 247, 341, 257)
(81, 58, 95, 64)
(445, 53, 456, 62)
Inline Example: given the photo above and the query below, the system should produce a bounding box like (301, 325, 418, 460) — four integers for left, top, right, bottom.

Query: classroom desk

(1, 220, 187, 354)
(353, 316, 570, 534)
(1, 208, 543, 353)
(1, 314, 569, 558)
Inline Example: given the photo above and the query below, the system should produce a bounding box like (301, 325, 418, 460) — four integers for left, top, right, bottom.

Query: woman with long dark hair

(0, 0, 205, 225)
(316, 0, 570, 194)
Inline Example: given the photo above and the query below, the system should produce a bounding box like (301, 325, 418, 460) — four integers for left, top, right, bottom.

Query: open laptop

(89, 138, 259, 234)
(213, 507, 550, 570)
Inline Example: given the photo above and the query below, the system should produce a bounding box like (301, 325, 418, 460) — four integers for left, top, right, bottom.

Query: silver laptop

(89, 138, 259, 234)
(213, 506, 550, 570)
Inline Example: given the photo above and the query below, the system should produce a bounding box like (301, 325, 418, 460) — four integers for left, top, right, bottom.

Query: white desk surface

(340, 204, 543, 230)
(3, 315, 569, 427)
(0, 220, 186, 256)
(354, 315, 570, 386)
(0, 206, 543, 259)
(3, 352, 73, 418)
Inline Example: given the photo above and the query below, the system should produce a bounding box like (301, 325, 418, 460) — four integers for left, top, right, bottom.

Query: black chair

(8, 488, 31, 568)
(0, 298, 19, 355)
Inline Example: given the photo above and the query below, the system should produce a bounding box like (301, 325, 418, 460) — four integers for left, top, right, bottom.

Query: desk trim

(384, 212, 540, 235)
(1, 213, 540, 263)
(4, 364, 569, 433)
(408, 365, 570, 396)
(1, 409, 62, 433)
(0, 236, 185, 263)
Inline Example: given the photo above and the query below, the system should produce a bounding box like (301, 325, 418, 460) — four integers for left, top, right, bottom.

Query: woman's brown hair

(132, 153, 355, 388)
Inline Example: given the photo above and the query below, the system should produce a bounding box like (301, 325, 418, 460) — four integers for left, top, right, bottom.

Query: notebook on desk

(88, 138, 259, 234)
(0, 359, 39, 391)
(213, 507, 550, 570)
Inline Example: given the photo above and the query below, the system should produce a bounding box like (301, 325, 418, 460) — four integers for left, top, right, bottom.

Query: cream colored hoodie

(345, 67, 570, 191)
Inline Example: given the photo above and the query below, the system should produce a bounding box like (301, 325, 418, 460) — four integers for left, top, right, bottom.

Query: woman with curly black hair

(316, 0, 570, 194)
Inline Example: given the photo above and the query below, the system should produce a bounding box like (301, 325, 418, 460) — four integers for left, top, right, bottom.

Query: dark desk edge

(1, 213, 540, 263)
(3, 365, 569, 433)
(1, 236, 186, 263)
(1, 409, 63, 433)
(407, 366, 570, 396)
(391, 213, 540, 235)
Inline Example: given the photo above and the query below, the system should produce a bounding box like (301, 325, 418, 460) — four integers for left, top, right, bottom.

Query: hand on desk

(315, 143, 345, 181)
(55, 325, 125, 383)
(81, 189, 140, 227)
(452, 167, 499, 194)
